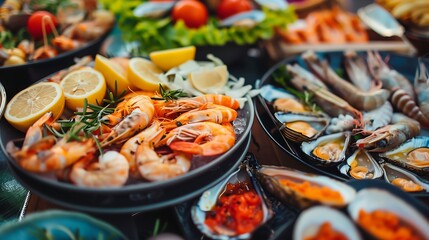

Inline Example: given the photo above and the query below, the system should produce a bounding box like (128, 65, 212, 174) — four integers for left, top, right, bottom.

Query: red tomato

(27, 11, 58, 39)
(217, 0, 253, 20)
(172, 0, 208, 29)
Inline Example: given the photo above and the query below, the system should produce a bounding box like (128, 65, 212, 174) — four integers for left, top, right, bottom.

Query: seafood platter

(0, 48, 257, 213)
(256, 50, 429, 197)
(173, 153, 429, 240)
(0, 0, 114, 95)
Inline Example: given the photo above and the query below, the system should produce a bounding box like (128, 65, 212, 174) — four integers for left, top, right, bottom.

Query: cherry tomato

(172, 0, 208, 29)
(27, 11, 58, 39)
(216, 0, 253, 20)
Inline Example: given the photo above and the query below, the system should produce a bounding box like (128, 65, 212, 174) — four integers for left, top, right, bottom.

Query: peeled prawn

(70, 151, 129, 188)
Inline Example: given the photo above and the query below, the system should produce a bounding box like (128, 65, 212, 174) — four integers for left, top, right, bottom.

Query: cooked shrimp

(70, 151, 129, 188)
(101, 95, 154, 146)
(160, 122, 236, 156)
(51, 36, 82, 51)
(120, 120, 164, 177)
(135, 130, 191, 181)
(161, 103, 237, 130)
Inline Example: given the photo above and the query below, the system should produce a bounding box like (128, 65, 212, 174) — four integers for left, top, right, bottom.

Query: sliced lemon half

(127, 57, 164, 92)
(60, 68, 107, 111)
(189, 65, 228, 93)
(4, 82, 65, 132)
(149, 46, 196, 71)
(94, 54, 136, 94)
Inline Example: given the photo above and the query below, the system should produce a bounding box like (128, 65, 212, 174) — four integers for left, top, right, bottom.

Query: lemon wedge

(4, 82, 65, 132)
(189, 65, 228, 93)
(149, 46, 196, 71)
(94, 54, 135, 94)
(60, 68, 107, 111)
(127, 57, 164, 92)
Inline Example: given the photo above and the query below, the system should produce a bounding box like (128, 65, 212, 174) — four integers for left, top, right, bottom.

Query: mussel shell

(133, 2, 174, 18)
(381, 163, 429, 192)
(347, 189, 429, 239)
(339, 149, 383, 180)
(191, 164, 273, 239)
(301, 132, 351, 166)
(254, 165, 356, 209)
(276, 112, 329, 143)
(379, 136, 429, 176)
(219, 10, 265, 28)
(293, 206, 362, 240)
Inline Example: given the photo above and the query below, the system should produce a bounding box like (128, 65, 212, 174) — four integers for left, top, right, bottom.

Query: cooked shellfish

(339, 149, 383, 180)
(254, 165, 356, 209)
(301, 132, 351, 166)
(276, 112, 329, 143)
(381, 163, 429, 192)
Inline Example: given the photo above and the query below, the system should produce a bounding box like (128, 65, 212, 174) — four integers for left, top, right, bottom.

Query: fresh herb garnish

(151, 84, 187, 102)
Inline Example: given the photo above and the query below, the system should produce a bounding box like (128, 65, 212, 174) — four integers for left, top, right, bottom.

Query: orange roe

(279, 179, 343, 205)
(358, 209, 424, 240)
(305, 222, 348, 240)
(204, 181, 264, 235)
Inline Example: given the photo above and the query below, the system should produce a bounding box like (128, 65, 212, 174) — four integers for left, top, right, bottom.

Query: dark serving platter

(0, 69, 254, 213)
(255, 51, 429, 197)
(173, 153, 429, 240)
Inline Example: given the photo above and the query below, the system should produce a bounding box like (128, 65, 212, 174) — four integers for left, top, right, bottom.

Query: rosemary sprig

(151, 84, 187, 102)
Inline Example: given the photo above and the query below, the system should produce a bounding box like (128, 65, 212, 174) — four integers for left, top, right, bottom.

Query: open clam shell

(293, 206, 362, 240)
(381, 163, 429, 192)
(301, 132, 351, 166)
(348, 189, 429, 239)
(219, 10, 265, 28)
(191, 164, 273, 240)
(339, 149, 383, 180)
(254, 165, 356, 209)
(276, 112, 329, 143)
(379, 136, 429, 176)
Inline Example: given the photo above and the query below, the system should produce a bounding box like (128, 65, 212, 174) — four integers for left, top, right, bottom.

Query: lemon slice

(149, 46, 196, 71)
(127, 57, 164, 92)
(94, 54, 136, 94)
(60, 68, 107, 111)
(189, 65, 228, 93)
(4, 82, 65, 132)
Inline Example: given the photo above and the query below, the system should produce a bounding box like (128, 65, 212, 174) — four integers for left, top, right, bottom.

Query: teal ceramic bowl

(0, 210, 126, 240)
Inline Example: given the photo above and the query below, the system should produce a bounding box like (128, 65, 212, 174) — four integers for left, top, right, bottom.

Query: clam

(133, 1, 174, 18)
(348, 189, 429, 239)
(381, 163, 429, 192)
(293, 206, 362, 240)
(219, 10, 265, 28)
(191, 164, 272, 239)
(276, 112, 329, 143)
(379, 136, 429, 176)
(339, 149, 383, 180)
(255, 0, 288, 10)
(254, 165, 356, 209)
(301, 132, 351, 166)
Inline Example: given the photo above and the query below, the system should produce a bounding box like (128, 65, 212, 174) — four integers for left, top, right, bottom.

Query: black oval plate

(255, 51, 429, 197)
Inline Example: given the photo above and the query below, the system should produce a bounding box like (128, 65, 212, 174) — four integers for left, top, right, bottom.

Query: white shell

(339, 149, 383, 179)
(293, 206, 362, 240)
(348, 189, 429, 238)
(219, 10, 265, 28)
(301, 132, 351, 164)
(133, 2, 174, 18)
(381, 163, 429, 191)
(259, 84, 297, 102)
(255, 0, 288, 10)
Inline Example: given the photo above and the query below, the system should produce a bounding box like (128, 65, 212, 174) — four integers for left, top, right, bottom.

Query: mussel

(379, 136, 429, 176)
(381, 163, 429, 192)
(219, 10, 265, 28)
(254, 165, 356, 209)
(191, 163, 272, 239)
(301, 132, 351, 166)
(339, 149, 383, 180)
(293, 206, 362, 240)
(276, 112, 329, 143)
(348, 189, 429, 239)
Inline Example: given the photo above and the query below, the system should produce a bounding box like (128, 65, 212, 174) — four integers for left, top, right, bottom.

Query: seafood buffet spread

(0, 0, 114, 67)
(259, 50, 429, 194)
(1, 48, 257, 189)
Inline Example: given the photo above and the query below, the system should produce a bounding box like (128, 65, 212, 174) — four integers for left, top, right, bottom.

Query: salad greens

(100, 0, 296, 56)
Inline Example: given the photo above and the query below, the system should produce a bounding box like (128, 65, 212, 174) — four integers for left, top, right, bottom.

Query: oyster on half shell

(254, 165, 356, 209)
(191, 163, 272, 240)
(276, 112, 329, 143)
(381, 163, 429, 192)
(339, 149, 383, 180)
(301, 132, 351, 166)
(293, 206, 362, 240)
(380, 136, 429, 176)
